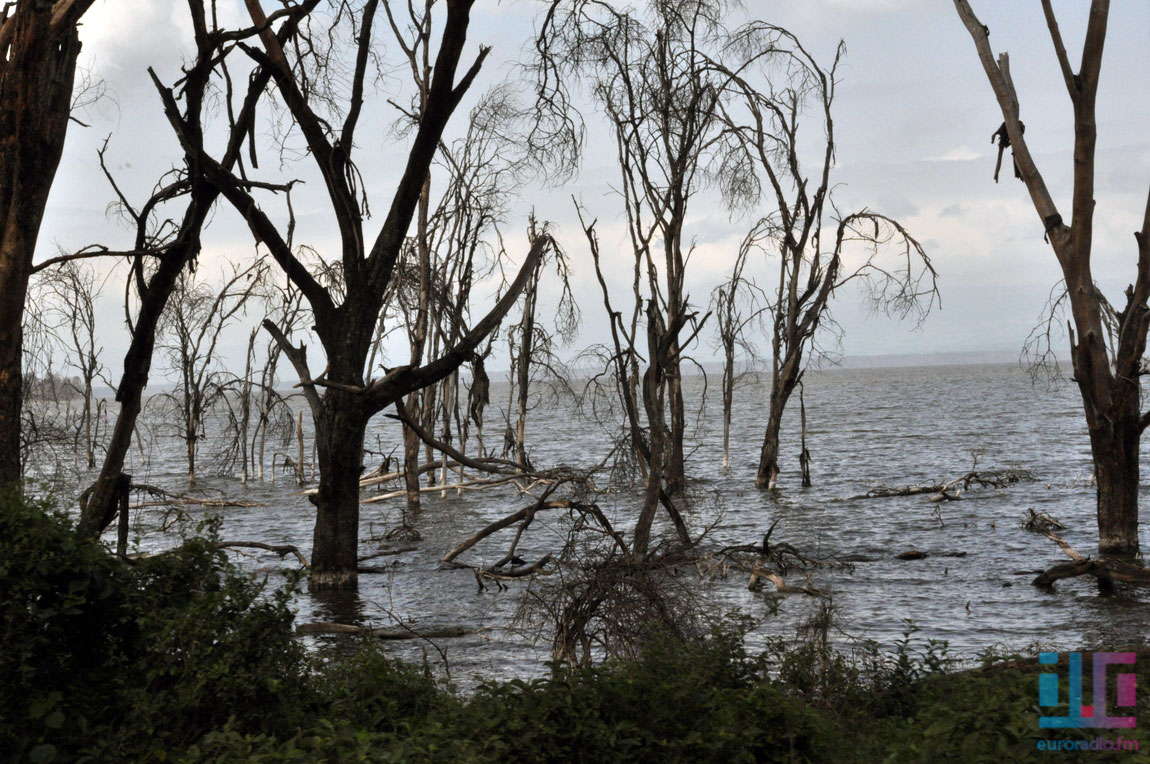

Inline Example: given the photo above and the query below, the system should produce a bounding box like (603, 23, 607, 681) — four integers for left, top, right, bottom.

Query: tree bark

(309, 390, 367, 590)
(757, 391, 783, 490)
(0, 2, 84, 486)
(757, 354, 800, 489)
(1079, 364, 1141, 556)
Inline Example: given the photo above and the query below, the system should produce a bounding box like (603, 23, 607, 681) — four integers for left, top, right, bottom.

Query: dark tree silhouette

(154, 0, 549, 589)
(956, 0, 1150, 560)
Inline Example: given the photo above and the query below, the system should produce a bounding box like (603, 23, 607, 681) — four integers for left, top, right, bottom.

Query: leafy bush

(0, 493, 310, 762)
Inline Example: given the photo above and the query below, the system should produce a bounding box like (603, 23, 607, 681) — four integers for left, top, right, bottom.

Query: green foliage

(0, 492, 309, 762)
(0, 492, 133, 762)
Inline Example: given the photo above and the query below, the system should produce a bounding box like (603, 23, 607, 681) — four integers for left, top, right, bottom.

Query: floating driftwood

(1022, 508, 1066, 534)
(297, 622, 474, 640)
(858, 468, 1036, 502)
(130, 483, 264, 509)
(1032, 530, 1150, 589)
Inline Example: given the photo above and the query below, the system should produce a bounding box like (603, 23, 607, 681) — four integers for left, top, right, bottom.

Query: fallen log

(1032, 530, 1150, 589)
(442, 500, 582, 563)
(217, 540, 310, 568)
(130, 483, 264, 509)
(858, 468, 1036, 500)
(748, 563, 824, 596)
(474, 554, 555, 592)
(358, 545, 418, 562)
(296, 622, 475, 640)
(361, 474, 524, 504)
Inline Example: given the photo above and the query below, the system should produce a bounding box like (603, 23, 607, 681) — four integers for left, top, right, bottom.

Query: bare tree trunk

(309, 392, 366, 590)
(1077, 338, 1142, 555)
(799, 383, 811, 488)
(0, 5, 84, 486)
(401, 402, 422, 514)
(758, 391, 784, 490)
(757, 350, 800, 489)
(514, 263, 539, 469)
(665, 361, 686, 492)
(721, 341, 734, 471)
(186, 429, 196, 485)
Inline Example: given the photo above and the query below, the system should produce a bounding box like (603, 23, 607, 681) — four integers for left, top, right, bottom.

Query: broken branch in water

(1032, 530, 1150, 589)
(1022, 508, 1066, 534)
(858, 467, 1036, 501)
(748, 565, 825, 596)
(296, 622, 475, 640)
(129, 483, 264, 509)
(130, 539, 309, 568)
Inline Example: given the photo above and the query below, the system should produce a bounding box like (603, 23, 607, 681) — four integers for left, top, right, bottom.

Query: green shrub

(0, 492, 310, 762)
(0, 493, 133, 762)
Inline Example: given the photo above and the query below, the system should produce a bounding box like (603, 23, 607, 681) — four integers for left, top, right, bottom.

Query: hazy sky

(35, 0, 1150, 375)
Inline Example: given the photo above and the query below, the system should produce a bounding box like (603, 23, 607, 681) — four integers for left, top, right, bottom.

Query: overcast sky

(35, 0, 1150, 376)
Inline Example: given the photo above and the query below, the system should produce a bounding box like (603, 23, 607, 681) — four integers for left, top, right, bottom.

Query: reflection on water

(57, 363, 1150, 681)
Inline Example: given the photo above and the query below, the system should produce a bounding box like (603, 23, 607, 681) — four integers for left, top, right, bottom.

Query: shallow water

(47, 362, 1150, 682)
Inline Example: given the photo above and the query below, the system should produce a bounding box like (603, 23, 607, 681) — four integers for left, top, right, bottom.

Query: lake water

(51, 362, 1150, 682)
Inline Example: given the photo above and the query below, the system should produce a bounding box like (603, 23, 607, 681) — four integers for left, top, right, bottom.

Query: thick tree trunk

(757, 391, 784, 490)
(310, 391, 367, 591)
(1079, 375, 1141, 557)
(1094, 430, 1139, 556)
(0, 8, 82, 486)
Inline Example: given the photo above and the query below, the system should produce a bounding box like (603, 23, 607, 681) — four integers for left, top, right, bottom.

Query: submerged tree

(158, 259, 265, 484)
(154, 0, 548, 589)
(78, 0, 315, 535)
(35, 259, 107, 469)
(955, 0, 1150, 560)
(538, 0, 753, 494)
(709, 237, 765, 472)
(711, 29, 938, 489)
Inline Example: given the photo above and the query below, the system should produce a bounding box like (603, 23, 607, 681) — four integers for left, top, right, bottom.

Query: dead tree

(154, 0, 549, 590)
(0, 0, 96, 485)
(20, 280, 78, 480)
(224, 275, 304, 485)
(36, 259, 107, 469)
(579, 211, 696, 561)
(158, 258, 265, 484)
(710, 236, 766, 471)
(955, 0, 1150, 559)
(78, 0, 316, 535)
(505, 218, 578, 470)
(537, 0, 752, 493)
(708, 29, 938, 489)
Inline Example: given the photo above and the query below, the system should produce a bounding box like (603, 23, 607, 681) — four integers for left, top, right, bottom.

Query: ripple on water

(61, 362, 1150, 683)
